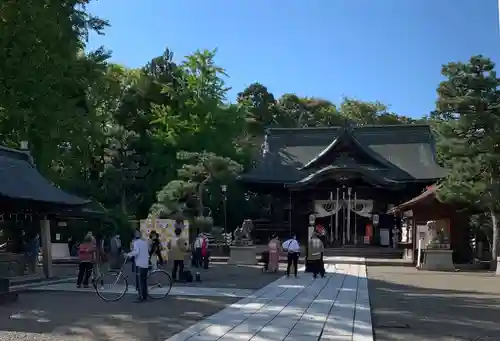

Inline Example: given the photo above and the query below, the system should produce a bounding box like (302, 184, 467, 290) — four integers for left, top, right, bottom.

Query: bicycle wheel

(95, 271, 128, 302)
(147, 269, 172, 299)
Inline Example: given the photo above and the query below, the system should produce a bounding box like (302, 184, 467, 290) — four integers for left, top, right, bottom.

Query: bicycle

(94, 257, 173, 302)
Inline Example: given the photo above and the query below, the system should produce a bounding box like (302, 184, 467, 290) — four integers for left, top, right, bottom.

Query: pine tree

(432, 55, 500, 267)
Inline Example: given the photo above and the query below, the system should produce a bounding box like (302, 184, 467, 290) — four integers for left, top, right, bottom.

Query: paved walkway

(29, 283, 254, 298)
(166, 262, 373, 341)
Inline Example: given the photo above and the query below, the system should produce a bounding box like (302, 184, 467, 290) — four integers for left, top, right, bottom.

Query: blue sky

(86, 0, 500, 118)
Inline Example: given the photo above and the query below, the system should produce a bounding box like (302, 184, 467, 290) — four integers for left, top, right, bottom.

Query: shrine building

(238, 124, 447, 246)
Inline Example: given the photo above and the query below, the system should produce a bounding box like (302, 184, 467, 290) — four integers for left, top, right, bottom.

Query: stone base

(229, 246, 257, 265)
(421, 249, 455, 271)
(496, 257, 500, 276)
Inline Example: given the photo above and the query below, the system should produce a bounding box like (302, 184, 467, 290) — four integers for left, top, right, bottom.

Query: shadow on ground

(51, 262, 283, 290)
(367, 265, 500, 341)
(0, 291, 236, 341)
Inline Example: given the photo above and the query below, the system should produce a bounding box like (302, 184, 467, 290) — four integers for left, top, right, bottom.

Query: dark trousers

(312, 259, 325, 278)
(172, 260, 184, 280)
(287, 253, 299, 277)
(77, 262, 93, 286)
(194, 248, 202, 267)
(136, 266, 148, 300)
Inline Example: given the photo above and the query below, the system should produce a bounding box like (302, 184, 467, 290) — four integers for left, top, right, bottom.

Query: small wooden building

(388, 185, 472, 264)
(0, 145, 89, 277)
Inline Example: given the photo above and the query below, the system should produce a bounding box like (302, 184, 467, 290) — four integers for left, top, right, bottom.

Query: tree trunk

(197, 178, 209, 217)
(121, 189, 127, 216)
(490, 209, 499, 270)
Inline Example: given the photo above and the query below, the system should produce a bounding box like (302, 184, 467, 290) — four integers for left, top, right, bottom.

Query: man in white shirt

(193, 232, 203, 268)
(282, 234, 300, 277)
(127, 234, 149, 302)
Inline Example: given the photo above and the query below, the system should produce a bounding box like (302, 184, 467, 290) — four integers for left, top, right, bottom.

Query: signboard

(139, 219, 190, 261)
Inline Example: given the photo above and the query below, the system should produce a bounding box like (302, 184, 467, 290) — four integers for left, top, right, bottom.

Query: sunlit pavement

(165, 262, 373, 341)
(29, 283, 254, 299)
(0, 260, 373, 340)
(0, 291, 236, 341)
(367, 265, 500, 341)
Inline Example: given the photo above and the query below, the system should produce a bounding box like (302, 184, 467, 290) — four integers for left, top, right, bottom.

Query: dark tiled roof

(0, 146, 89, 206)
(387, 185, 440, 213)
(240, 124, 447, 184)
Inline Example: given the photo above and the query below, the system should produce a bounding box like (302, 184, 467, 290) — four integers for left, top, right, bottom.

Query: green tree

(151, 151, 243, 218)
(0, 0, 109, 174)
(237, 83, 277, 135)
(432, 55, 500, 266)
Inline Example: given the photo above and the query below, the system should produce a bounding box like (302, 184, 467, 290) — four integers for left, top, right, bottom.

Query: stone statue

(426, 220, 449, 248)
(233, 219, 254, 245)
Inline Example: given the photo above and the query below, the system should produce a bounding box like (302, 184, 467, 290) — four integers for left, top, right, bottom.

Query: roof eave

(287, 165, 405, 189)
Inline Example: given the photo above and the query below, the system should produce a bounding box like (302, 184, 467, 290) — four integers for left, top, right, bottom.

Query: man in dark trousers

(127, 232, 149, 302)
(308, 232, 325, 278)
(168, 228, 189, 281)
(282, 234, 300, 277)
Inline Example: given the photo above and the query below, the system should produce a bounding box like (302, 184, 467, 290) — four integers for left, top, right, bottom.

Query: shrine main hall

(238, 124, 446, 246)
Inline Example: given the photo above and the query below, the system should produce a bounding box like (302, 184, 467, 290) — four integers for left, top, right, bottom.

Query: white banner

(314, 200, 342, 217)
(314, 199, 373, 218)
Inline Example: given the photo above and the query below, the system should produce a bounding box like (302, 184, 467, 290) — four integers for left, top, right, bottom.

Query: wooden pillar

(40, 217, 53, 278)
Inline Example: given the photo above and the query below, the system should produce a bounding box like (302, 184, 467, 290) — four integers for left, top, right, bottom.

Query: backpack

(183, 269, 193, 282)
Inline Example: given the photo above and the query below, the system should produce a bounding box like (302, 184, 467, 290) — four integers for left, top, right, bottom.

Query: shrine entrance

(313, 190, 374, 246)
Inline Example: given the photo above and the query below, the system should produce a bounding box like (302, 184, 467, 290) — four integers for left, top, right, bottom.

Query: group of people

(267, 231, 326, 279)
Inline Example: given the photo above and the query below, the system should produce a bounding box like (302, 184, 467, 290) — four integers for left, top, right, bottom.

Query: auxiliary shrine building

(239, 124, 446, 246)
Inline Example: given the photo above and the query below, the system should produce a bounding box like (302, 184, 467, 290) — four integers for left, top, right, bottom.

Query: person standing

(26, 233, 40, 274)
(127, 233, 149, 303)
(193, 231, 203, 268)
(267, 234, 281, 272)
(67, 236, 76, 257)
(308, 232, 325, 279)
(149, 230, 163, 270)
(109, 233, 122, 270)
(168, 228, 189, 281)
(77, 235, 95, 288)
(282, 234, 300, 277)
(130, 230, 141, 292)
(200, 233, 209, 269)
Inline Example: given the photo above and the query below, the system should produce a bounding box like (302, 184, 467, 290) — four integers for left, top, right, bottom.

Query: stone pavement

(165, 262, 373, 341)
(0, 291, 236, 341)
(43, 263, 283, 290)
(29, 283, 254, 299)
(367, 265, 500, 341)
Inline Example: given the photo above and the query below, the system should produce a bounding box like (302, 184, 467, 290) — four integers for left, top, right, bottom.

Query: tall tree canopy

(1, 1, 440, 236)
(432, 55, 500, 263)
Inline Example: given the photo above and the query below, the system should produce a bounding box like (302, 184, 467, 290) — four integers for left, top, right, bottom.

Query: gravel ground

(367, 265, 500, 341)
(50, 262, 284, 289)
(0, 291, 237, 341)
(0, 262, 285, 340)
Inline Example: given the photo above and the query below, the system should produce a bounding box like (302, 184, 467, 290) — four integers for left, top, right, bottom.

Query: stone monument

(229, 219, 257, 265)
(421, 220, 455, 271)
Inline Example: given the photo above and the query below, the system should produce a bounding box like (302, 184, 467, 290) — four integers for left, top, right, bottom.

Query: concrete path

(28, 283, 254, 298)
(165, 262, 373, 341)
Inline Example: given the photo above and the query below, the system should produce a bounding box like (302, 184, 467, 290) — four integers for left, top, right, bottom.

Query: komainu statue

(426, 220, 449, 248)
(234, 219, 254, 245)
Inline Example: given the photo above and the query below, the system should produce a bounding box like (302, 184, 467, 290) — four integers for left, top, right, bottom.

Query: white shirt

(194, 236, 202, 249)
(282, 239, 300, 253)
(128, 238, 149, 268)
